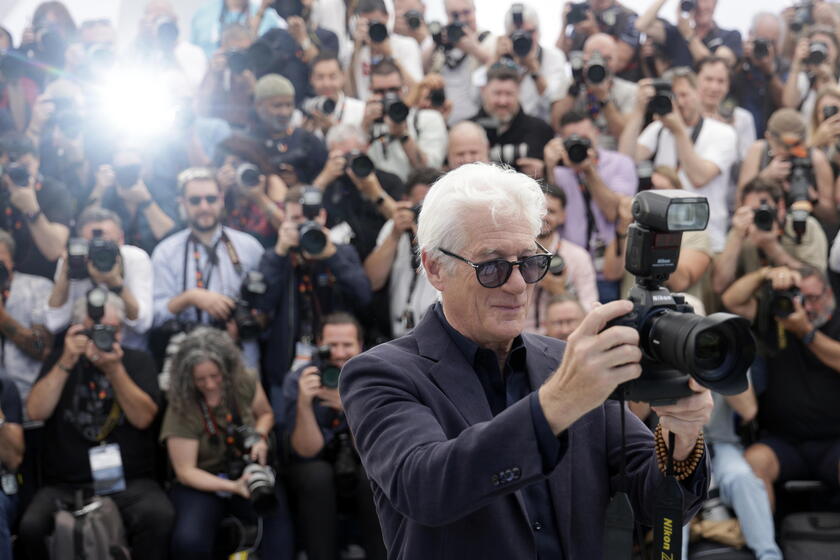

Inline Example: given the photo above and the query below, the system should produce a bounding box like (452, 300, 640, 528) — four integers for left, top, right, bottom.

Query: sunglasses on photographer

(439, 243, 552, 288)
(187, 195, 219, 206)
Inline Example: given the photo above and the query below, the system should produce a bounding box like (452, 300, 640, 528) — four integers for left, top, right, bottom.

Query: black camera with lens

(83, 287, 117, 352)
(236, 163, 261, 188)
(316, 345, 342, 389)
(788, 156, 813, 242)
(226, 49, 250, 74)
(648, 79, 673, 116)
(605, 190, 755, 404)
(232, 271, 267, 340)
(445, 21, 466, 46)
(88, 230, 119, 273)
(6, 163, 30, 187)
(510, 29, 533, 58)
(791, 2, 814, 33)
(585, 51, 608, 84)
(567, 2, 590, 26)
(429, 88, 446, 108)
(806, 41, 828, 65)
(228, 426, 278, 515)
(382, 92, 409, 123)
(368, 21, 389, 43)
(753, 38, 770, 60)
(753, 202, 777, 232)
(302, 95, 337, 117)
(345, 151, 374, 178)
(405, 10, 423, 30)
(768, 286, 801, 318)
(680, 0, 696, 13)
(563, 134, 592, 164)
(298, 187, 327, 255)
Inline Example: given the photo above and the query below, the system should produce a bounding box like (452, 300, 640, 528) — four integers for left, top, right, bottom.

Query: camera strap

(578, 177, 600, 252)
(198, 395, 242, 456)
(604, 394, 634, 560)
(652, 431, 685, 560)
(650, 117, 704, 170)
(95, 402, 123, 442)
(184, 231, 243, 323)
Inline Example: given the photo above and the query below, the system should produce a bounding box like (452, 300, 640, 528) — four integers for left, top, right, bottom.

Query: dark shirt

(758, 310, 840, 441)
(282, 362, 349, 459)
(250, 125, 328, 184)
(0, 374, 22, 424)
(38, 340, 161, 485)
(732, 59, 782, 138)
(570, 3, 639, 52)
(661, 20, 694, 68)
(323, 169, 405, 262)
(3, 176, 73, 279)
(433, 304, 564, 559)
(100, 182, 179, 255)
(471, 107, 555, 175)
(701, 24, 743, 58)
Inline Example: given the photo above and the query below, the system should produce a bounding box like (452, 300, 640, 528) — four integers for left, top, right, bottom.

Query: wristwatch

(802, 327, 818, 345)
(110, 284, 125, 296)
(25, 209, 43, 223)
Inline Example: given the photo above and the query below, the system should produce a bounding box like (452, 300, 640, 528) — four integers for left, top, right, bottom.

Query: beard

(189, 214, 220, 233)
(810, 299, 836, 329)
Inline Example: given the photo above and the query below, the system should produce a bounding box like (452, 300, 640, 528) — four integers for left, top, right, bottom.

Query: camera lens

(320, 364, 341, 389)
(385, 98, 409, 123)
(227, 50, 249, 74)
(369, 22, 389, 43)
(320, 97, 336, 115)
(511, 30, 532, 57)
(7, 164, 30, 187)
(406, 10, 423, 30)
(680, 0, 695, 12)
(237, 163, 261, 188)
(299, 221, 327, 254)
(243, 463, 277, 516)
(586, 63, 607, 84)
(349, 153, 374, 178)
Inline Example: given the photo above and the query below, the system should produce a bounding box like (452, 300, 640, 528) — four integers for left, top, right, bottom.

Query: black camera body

(753, 202, 777, 232)
(648, 79, 673, 116)
(236, 163, 261, 188)
(585, 51, 608, 84)
(567, 2, 590, 26)
(316, 346, 341, 389)
(768, 286, 801, 318)
(67, 231, 120, 280)
(226, 49, 250, 74)
(563, 134, 592, 164)
(228, 426, 278, 515)
(233, 271, 267, 340)
(791, 2, 815, 32)
(405, 10, 423, 30)
(298, 187, 327, 255)
(753, 38, 770, 60)
(445, 22, 466, 46)
(382, 93, 409, 123)
(83, 324, 118, 352)
(368, 21, 389, 43)
(606, 190, 755, 405)
(510, 29, 533, 58)
(806, 41, 828, 65)
(345, 151, 374, 178)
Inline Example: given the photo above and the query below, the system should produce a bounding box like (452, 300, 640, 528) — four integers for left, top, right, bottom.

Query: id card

(290, 341, 316, 372)
(0, 473, 17, 495)
(89, 443, 126, 495)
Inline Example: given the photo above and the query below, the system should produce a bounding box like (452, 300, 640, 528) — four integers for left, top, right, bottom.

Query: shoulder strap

(759, 140, 772, 170)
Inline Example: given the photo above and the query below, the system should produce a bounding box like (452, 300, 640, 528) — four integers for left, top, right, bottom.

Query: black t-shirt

(471, 107, 554, 173)
(4, 177, 73, 279)
(0, 374, 22, 424)
(758, 311, 840, 441)
(323, 169, 405, 261)
(38, 342, 162, 485)
(250, 126, 328, 184)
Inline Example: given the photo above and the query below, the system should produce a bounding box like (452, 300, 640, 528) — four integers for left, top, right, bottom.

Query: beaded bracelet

(654, 424, 705, 481)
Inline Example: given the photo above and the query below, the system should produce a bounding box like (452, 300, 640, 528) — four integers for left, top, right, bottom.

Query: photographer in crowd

(364, 167, 441, 338)
(545, 109, 636, 302)
(620, 69, 737, 252)
(364, 59, 447, 182)
(151, 168, 265, 371)
(722, 265, 840, 508)
(561, 0, 640, 76)
(542, 294, 585, 342)
(714, 178, 827, 295)
(190, 0, 284, 58)
(471, 60, 554, 179)
(0, 371, 23, 560)
(300, 52, 366, 139)
(676, 0, 743, 63)
(161, 327, 294, 560)
(47, 207, 152, 351)
(21, 291, 173, 560)
(551, 33, 638, 150)
(0, 132, 71, 279)
(283, 313, 385, 560)
(696, 56, 756, 164)
(257, 186, 371, 396)
(782, 25, 840, 119)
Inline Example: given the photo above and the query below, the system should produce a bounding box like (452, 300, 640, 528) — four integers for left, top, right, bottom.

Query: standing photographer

(162, 327, 293, 560)
(300, 52, 366, 139)
(283, 313, 385, 560)
(782, 26, 839, 119)
(21, 293, 173, 560)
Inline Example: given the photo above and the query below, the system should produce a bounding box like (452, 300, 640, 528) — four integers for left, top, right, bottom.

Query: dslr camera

(767, 285, 801, 318)
(585, 51, 608, 84)
(236, 163, 261, 189)
(509, 3, 532, 58)
(231, 271, 267, 340)
(316, 345, 342, 389)
(298, 187, 328, 255)
(567, 2, 590, 26)
(67, 229, 120, 280)
(606, 190, 755, 404)
(381, 93, 409, 123)
(563, 134, 592, 164)
(345, 150, 374, 178)
(229, 427, 278, 515)
(753, 201, 777, 232)
(83, 287, 118, 352)
(302, 96, 337, 117)
(647, 79, 673, 116)
(791, 1, 815, 33)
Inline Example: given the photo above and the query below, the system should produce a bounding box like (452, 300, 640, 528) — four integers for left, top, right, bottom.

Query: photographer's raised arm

(635, 0, 667, 43)
(0, 409, 23, 472)
(618, 81, 654, 159)
(720, 267, 768, 322)
(27, 326, 88, 422)
(781, 40, 807, 109)
(291, 367, 327, 458)
(0, 308, 52, 361)
(670, 121, 720, 188)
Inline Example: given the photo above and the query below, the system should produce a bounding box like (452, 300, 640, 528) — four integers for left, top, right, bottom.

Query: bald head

(447, 121, 489, 169)
(751, 12, 782, 45)
(583, 33, 617, 72)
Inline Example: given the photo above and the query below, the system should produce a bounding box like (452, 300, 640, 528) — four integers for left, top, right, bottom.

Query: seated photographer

(88, 145, 178, 256)
(619, 69, 737, 253)
(282, 313, 385, 560)
(446, 120, 490, 169)
(782, 26, 839, 120)
(542, 294, 586, 342)
(363, 58, 447, 183)
(551, 33, 638, 151)
(46, 207, 152, 352)
(214, 134, 287, 247)
(21, 292, 173, 560)
(298, 52, 365, 139)
(258, 186, 371, 394)
(714, 177, 827, 295)
(151, 168, 264, 372)
(738, 108, 837, 228)
(524, 183, 597, 334)
(722, 265, 840, 508)
(0, 371, 23, 560)
(248, 74, 328, 185)
(469, 60, 554, 179)
(485, 3, 569, 124)
(0, 230, 53, 406)
(0, 132, 71, 279)
(348, 0, 423, 101)
(312, 124, 404, 261)
(545, 109, 636, 302)
(364, 167, 441, 338)
(162, 327, 293, 560)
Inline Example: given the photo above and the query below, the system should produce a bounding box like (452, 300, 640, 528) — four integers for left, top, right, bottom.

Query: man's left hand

(778, 298, 813, 338)
(651, 378, 713, 461)
(7, 179, 40, 215)
(249, 438, 269, 465)
(659, 109, 686, 134)
(86, 340, 124, 376)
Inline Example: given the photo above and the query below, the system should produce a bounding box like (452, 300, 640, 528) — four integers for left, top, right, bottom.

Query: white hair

(325, 123, 369, 149)
(417, 163, 545, 274)
(504, 3, 539, 34)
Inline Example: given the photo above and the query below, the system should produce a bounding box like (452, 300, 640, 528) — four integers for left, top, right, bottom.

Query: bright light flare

(99, 68, 179, 140)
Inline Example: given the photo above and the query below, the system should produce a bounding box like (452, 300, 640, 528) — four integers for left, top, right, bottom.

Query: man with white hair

(446, 121, 490, 169)
(340, 162, 712, 558)
(483, 3, 569, 123)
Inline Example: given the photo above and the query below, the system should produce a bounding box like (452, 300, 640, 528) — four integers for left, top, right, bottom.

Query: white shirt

(638, 118, 738, 252)
(352, 34, 423, 101)
(375, 220, 439, 338)
(732, 107, 757, 162)
(368, 108, 448, 181)
(290, 94, 366, 140)
(568, 77, 638, 151)
(46, 245, 153, 351)
(4, 272, 52, 407)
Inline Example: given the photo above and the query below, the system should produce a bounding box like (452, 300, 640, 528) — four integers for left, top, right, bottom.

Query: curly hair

(167, 327, 245, 414)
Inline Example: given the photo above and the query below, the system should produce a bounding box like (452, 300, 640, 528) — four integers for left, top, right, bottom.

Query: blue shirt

(190, 0, 285, 57)
(151, 226, 265, 370)
(433, 304, 565, 559)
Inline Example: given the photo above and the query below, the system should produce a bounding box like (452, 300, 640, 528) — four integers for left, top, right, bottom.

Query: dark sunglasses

(439, 243, 552, 288)
(187, 195, 219, 206)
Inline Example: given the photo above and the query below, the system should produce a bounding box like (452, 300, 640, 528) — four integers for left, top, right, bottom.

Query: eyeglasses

(802, 287, 827, 304)
(439, 243, 552, 288)
(187, 195, 219, 206)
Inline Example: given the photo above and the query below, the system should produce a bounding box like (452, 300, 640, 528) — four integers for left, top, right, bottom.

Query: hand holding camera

(390, 201, 417, 240)
(189, 289, 236, 321)
(810, 105, 840, 148)
(59, 324, 90, 370)
(543, 138, 565, 172)
(84, 336, 123, 376)
(6, 177, 39, 215)
(287, 16, 309, 46)
(758, 155, 791, 183)
(298, 366, 323, 406)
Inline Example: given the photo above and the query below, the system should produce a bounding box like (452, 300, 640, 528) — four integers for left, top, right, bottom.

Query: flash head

(632, 189, 709, 232)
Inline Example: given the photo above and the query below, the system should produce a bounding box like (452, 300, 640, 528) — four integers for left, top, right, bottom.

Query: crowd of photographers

(0, 0, 839, 558)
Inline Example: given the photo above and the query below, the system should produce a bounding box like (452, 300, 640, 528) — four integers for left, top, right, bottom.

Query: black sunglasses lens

(206, 196, 219, 204)
(521, 255, 550, 283)
(477, 260, 510, 288)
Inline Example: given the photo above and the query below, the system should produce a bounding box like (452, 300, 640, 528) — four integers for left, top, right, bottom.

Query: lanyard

(181, 230, 243, 322)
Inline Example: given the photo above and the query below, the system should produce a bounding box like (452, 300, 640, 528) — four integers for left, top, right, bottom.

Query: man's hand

(494, 36, 513, 62)
(730, 205, 754, 239)
(777, 297, 813, 338)
(793, 38, 810, 65)
(764, 265, 800, 291)
(298, 366, 322, 407)
(633, 78, 655, 114)
(316, 387, 343, 411)
(390, 202, 416, 240)
(249, 438, 269, 466)
(60, 324, 89, 368)
(810, 113, 840, 148)
(386, 115, 408, 138)
(287, 16, 309, 45)
(539, 300, 643, 434)
(276, 219, 300, 256)
(217, 163, 237, 191)
(544, 138, 565, 171)
(86, 339, 124, 377)
(348, 166, 383, 200)
(354, 17, 370, 47)
(586, 77, 612, 104)
(516, 157, 545, 180)
(88, 255, 124, 289)
(190, 289, 235, 320)
(320, 150, 348, 185)
(659, 109, 686, 134)
(758, 155, 791, 183)
(117, 181, 153, 206)
(7, 180, 40, 215)
(94, 164, 116, 192)
(651, 378, 713, 461)
(362, 98, 384, 131)
(234, 472, 252, 499)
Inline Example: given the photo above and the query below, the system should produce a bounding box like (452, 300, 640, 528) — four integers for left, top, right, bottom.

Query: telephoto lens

(236, 163, 262, 188)
(346, 151, 375, 178)
(243, 462, 278, 515)
(368, 21, 389, 43)
(303, 96, 337, 116)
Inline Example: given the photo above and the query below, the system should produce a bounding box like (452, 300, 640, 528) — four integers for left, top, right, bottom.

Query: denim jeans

(0, 491, 17, 560)
(712, 442, 782, 560)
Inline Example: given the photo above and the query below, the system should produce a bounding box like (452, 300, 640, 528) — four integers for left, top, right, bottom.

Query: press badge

(290, 341, 316, 372)
(89, 443, 126, 495)
(0, 473, 17, 495)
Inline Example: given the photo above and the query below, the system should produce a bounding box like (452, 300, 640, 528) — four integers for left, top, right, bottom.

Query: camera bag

(48, 492, 130, 560)
(780, 512, 840, 560)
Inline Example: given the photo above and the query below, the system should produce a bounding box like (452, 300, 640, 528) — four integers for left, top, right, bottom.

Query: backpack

(48, 493, 131, 560)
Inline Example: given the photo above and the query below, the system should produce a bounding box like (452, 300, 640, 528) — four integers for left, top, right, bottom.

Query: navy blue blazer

(340, 310, 709, 559)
